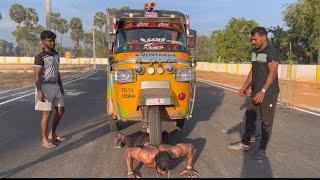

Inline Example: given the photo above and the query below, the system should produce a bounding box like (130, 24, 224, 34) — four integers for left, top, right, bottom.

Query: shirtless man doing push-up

(115, 131, 200, 178)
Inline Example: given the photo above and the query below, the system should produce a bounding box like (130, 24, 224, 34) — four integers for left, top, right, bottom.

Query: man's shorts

(35, 83, 64, 111)
(124, 131, 169, 148)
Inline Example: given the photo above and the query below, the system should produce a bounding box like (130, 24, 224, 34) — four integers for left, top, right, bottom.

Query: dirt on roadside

(0, 71, 83, 91)
(197, 71, 320, 111)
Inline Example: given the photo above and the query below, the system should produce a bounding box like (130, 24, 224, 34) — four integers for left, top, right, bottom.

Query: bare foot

(42, 142, 56, 149)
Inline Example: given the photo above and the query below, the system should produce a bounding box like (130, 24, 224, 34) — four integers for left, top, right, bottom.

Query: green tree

(213, 17, 258, 63)
(268, 26, 290, 63)
(56, 18, 69, 55)
(283, 0, 320, 64)
(94, 12, 106, 44)
(9, 3, 26, 27)
(195, 35, 215, 62)
(51, 12, 61, 34)
(23, 8, 38, 32)
(70, 17, 84, 57)
(0, 12, 2, 20)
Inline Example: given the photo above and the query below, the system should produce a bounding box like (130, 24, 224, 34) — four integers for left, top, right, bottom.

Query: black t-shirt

(251, 45, 280, 95)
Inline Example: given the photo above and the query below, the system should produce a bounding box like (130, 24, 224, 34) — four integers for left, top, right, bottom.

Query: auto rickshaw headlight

(134, 64, 144, 74)
(115, 69, 134, 83)
(165, 64, 175, 73)
(157, 66, 164, 74)
(176, 68, 193, 82)
(147, 67, 155, 74)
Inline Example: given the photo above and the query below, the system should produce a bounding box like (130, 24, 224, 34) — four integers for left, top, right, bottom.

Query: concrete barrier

(197, 62, 320, 83)
(1, 57, 319, 83)
(0, 56, 109, 65)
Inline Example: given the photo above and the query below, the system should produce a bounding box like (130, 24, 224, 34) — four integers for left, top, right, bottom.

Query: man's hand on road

(253, 91, 265, 104)
(179, 167, 200, 178)
(127, 172, 141, 178)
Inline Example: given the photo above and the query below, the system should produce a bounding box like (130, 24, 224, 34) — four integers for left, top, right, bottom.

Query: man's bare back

(116, 132, 199, 178)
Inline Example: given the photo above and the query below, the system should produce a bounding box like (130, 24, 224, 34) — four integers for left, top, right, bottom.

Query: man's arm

(58, 72, 64, 95)
(163, 143, 199, 177)
(125, 148, 141, 178)
(34, 66, 45, 102)
(239, 69, 252, 96)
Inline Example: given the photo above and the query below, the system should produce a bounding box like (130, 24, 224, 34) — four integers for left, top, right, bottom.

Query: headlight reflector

(115, 69, 134, 83)
(176, 68, 193, 82)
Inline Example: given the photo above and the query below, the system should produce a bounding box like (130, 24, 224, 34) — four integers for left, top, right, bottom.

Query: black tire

(109, 116, 118, 132)
(148, 106, 162, 146)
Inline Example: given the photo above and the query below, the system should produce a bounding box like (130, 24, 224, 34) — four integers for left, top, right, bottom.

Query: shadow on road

(0, 118, 110, 178)
(227, 96, 274, 178)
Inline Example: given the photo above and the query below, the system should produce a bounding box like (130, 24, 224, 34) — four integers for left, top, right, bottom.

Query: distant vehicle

(105, 2, 197, 146)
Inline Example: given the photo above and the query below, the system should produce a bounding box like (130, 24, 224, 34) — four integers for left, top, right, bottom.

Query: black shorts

(123, 131, 169, 148)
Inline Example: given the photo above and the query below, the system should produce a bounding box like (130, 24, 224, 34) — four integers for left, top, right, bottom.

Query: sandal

(42, 142, 56, 149)
(49, 136, 66, 142)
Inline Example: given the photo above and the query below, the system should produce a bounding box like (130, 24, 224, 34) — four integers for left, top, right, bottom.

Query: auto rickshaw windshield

(115, 28, 187, 49)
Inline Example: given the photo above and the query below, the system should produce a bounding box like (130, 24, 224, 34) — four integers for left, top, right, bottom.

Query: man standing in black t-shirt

(228, 27, 280, 162)
(34, 31, 66, 149)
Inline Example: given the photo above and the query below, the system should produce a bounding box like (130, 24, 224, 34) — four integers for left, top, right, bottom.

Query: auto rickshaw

(105, 2, 197, 146)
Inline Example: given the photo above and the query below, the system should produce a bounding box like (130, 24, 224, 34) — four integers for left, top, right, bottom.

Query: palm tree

(51, 12, 61, 34)
(56, 18, 69, 54)
(83, 32, 93, 48)
(94, 12, 106, 44)
(24, 8, 38, 32)
(70, 17, 84, 52)
(9, 3, 26, 27)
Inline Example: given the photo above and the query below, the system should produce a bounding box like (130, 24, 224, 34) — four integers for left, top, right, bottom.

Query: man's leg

(254, 94, 278, 161)
(115, 132, 128, 148)
(41, 111, 52, 146)
(258, 94, 278, 150)
(49, 106, 65, 140)
(229, 99, 259, 151)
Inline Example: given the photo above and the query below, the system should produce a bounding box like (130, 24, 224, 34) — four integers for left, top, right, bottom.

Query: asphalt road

(0, 70, 320, 178)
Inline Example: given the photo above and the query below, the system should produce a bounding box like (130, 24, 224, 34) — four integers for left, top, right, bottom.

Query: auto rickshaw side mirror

(187, 29, 197, 48)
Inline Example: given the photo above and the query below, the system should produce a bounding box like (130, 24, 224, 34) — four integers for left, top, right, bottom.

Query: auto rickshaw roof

(114, 9, 187, 24)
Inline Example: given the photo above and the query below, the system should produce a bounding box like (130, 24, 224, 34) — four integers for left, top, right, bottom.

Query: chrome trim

(186, 70, 197, 119)
(141, 80, 170, 89)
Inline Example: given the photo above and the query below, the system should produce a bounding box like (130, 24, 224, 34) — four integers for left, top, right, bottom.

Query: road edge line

(197, 78, 320, 117)
(0, 71, 98, 106)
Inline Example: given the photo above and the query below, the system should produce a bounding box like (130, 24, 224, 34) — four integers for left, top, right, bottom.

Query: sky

(0, 0, 297, 47)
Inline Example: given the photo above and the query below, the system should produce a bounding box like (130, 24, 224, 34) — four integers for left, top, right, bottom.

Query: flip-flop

(42, 142, 56, 149)
(49, 136, 66, 142)
(53, 136, 66, 142)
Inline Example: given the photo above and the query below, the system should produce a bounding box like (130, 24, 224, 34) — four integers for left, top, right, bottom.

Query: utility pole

(45, 0, 51, 30)
(92, 16, 96, 70)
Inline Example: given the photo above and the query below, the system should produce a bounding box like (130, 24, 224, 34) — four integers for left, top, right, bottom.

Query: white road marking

(0, 71, 98, 106)
(198, 78, 320, 117)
